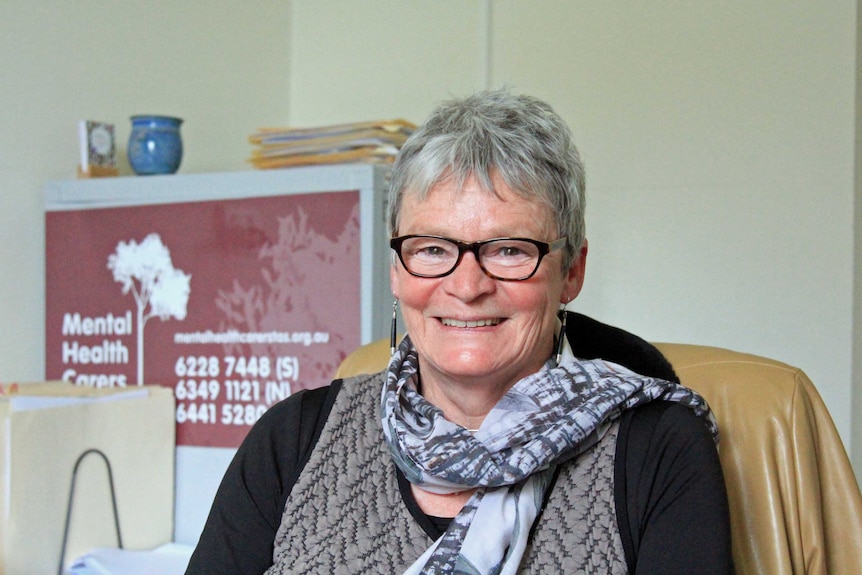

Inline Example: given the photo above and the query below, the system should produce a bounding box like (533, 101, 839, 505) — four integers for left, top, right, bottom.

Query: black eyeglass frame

(389, 235, 567, 281)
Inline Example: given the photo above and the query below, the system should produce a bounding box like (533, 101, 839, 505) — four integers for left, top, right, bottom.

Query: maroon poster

(46, 190, 361, 448)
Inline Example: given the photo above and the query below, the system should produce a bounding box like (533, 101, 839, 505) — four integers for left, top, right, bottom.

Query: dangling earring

(390, 299, 399, 354)
(555, 303, 568, 365)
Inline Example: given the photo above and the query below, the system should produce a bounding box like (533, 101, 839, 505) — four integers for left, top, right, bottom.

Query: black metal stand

(57, 448, 123, 575)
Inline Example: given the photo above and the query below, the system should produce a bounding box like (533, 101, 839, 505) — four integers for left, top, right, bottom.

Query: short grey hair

(387, 88, 586, 269)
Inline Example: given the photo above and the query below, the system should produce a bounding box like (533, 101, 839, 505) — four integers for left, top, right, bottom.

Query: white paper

(67, 543, 193, 575)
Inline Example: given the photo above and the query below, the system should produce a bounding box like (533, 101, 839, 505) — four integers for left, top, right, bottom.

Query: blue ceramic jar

(127, 115, 184, 175)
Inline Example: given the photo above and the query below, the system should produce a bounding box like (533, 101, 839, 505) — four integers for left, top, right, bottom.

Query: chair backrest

(334, 339, 862, 575)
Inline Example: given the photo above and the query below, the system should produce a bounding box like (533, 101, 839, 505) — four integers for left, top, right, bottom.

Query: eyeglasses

(390, 235, 566, 281)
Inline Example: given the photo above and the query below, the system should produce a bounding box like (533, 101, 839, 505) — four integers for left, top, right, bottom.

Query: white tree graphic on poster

(108, 233, 191, 385)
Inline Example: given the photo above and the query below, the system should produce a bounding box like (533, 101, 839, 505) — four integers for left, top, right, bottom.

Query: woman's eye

(489, 244, 528, 259)
(411, 243, 452, 259)
(418, 246, 446, 257)
(499, 246, 525, 257)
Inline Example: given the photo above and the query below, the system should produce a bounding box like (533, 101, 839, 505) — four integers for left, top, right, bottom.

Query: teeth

(441, 318, 500, 328)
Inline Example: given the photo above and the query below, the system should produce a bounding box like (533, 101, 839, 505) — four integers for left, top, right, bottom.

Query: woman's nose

(442, 252, 496, 300)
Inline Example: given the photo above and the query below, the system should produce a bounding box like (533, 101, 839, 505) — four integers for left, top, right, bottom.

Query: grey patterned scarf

(381, 334, 717, 575)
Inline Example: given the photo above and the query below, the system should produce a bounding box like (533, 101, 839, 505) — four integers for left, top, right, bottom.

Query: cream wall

(1, 0, 859, 481)
(0, 1, 291, 378)
(856, 0, 862, 481)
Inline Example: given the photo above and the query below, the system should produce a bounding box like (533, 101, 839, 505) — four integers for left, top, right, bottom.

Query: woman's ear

(390, 262, 400, 299)
(561, 240, 588, 303)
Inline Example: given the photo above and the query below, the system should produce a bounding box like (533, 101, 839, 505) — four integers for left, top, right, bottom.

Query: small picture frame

(78, 120, 118, 178)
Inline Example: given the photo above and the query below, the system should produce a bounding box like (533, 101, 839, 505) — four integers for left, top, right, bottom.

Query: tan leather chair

(334, 339, 862, 575)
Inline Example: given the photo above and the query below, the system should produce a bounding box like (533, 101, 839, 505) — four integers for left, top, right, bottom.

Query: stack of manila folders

(248, 118, 415, 169)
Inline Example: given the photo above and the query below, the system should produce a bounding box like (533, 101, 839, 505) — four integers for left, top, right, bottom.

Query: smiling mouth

(440, 318, 501, 328)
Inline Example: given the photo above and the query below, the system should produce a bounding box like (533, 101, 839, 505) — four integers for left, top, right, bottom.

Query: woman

(186, 89, 733, 574)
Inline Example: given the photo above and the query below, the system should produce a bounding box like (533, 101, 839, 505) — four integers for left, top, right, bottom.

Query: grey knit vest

(266, 372, 628, 574)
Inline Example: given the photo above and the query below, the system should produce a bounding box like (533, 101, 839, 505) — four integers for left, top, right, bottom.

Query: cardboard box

(0, 382, 175, 575)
